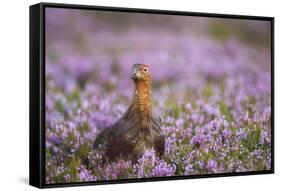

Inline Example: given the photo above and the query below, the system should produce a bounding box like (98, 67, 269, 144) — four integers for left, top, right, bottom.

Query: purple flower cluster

(79, 165, 97, 181)
(45, 8, 272, 183)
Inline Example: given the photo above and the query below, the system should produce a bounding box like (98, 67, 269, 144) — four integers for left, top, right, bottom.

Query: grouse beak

(131, 64, 142, 80)
(131, 69, 141, 80)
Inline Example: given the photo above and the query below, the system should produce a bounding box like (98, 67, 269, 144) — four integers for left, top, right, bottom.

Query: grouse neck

(131, 80, 152, 118)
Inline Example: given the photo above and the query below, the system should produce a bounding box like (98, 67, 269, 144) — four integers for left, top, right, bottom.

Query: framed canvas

(29, 2, 274, 188)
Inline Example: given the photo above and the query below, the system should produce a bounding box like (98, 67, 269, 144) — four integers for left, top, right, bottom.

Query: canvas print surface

(45, 7, 272, 184)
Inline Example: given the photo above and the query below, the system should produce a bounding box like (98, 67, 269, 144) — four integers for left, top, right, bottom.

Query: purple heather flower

(79, 166, 97, 181)
(151, 161, 176, 177)
(222, 129, 232, 139)
(206, 159, 217, 172)
(191, 134, 206, 146)
(175, 118, 184, 127)
(184, 102, 192, 110)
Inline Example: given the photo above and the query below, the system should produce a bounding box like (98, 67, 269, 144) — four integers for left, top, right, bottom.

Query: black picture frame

(29, 2, 274, 188)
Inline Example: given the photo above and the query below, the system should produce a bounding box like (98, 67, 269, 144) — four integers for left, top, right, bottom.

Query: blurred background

(46, 8, 271, 114)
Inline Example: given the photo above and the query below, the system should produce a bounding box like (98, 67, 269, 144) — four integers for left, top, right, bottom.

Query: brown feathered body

(93, 64, 165, 162)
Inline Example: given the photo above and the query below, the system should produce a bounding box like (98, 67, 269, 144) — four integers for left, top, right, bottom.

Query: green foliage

(104, 81, 116, 92)
(67, 90, 81, 106)
(165, 99, 181, 118)
(69, 155, 82, 182)
(77, 122, 90, 135)
(219, 100, 233, 122)
(54, 100, 64, 113)
(77, 143, 91, 165)
(204, 83, 214, 98)
(243, 124, 262, 151)
(210, 22, 230, 40)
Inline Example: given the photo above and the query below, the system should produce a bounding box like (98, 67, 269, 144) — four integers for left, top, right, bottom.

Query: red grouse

(93, 64, 165, 162)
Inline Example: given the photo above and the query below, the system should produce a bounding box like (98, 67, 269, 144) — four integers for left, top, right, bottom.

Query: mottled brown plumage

(93, 64, 165, 162)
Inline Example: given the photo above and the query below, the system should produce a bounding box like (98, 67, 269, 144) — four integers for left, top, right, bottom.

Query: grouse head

(131, 63, 152, 83)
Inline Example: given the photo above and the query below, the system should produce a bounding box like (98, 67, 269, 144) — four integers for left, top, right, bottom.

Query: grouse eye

(143, 68, 148, 73)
